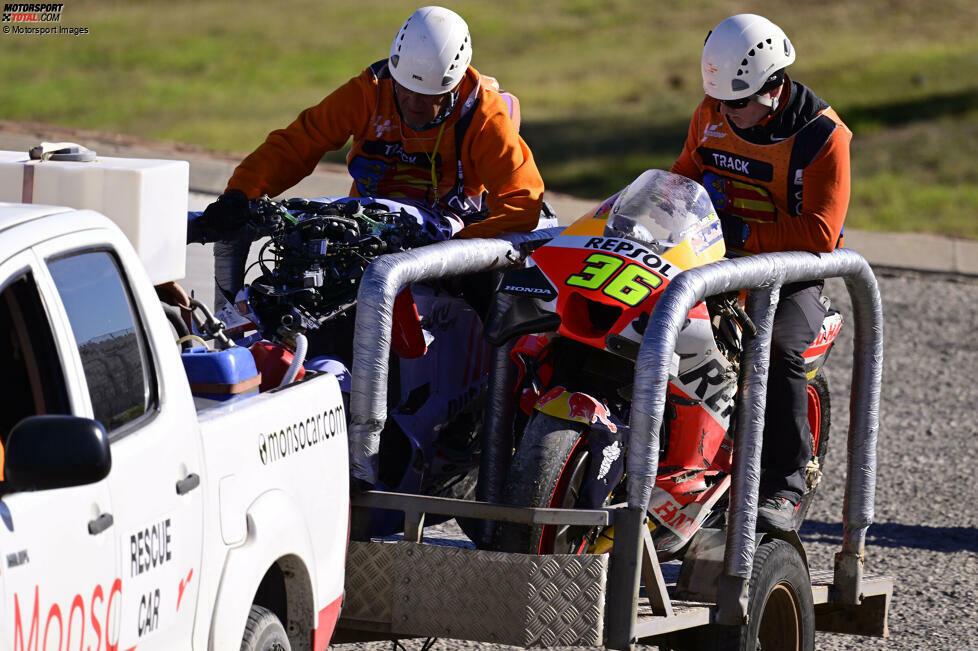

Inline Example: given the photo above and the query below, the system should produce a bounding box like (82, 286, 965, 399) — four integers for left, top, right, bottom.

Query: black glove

(719, 212, 751, 251)
(201, 189, 250, 233)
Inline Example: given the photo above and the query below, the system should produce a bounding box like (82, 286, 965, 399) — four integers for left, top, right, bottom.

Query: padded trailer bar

(342, 246, 887, 649)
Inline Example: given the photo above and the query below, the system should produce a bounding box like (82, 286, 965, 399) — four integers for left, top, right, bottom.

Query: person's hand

(155, 281, 191, 310)
(719, 212, 750, 251)
(200, 189, 250, 233)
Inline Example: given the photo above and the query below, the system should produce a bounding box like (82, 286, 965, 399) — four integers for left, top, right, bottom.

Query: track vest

(672, 79, 851, 253)
(346, 60, 484, 217)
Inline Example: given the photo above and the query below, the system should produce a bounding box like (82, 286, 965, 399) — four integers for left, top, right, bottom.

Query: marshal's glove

(719, 212, 751, 251)
(201, 189, 250, 233)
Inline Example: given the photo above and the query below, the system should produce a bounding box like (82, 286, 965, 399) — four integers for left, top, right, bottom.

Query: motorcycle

(187, 196, 490, 535)
(485, 169, 839, 557)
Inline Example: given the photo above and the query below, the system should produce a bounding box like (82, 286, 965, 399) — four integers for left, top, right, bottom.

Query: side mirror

(3, 415, 111, 493)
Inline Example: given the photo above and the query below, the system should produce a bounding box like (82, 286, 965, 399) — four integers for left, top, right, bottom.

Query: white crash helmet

(701, 14, 795, 101)
(389, 6, 472, 95)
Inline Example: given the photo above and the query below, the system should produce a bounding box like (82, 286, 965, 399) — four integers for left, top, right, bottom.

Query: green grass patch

(1, 0, 977, 236)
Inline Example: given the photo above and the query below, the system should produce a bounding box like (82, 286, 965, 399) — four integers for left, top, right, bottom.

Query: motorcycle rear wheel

(492, 412, 590, 554)
(792, 372, 831, 529)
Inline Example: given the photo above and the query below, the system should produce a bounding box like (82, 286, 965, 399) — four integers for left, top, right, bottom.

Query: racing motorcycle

(188, 196, 490, 535)
(485, 170, 839, 558)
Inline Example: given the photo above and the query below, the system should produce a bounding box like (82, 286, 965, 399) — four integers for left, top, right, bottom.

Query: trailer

(334, 238, 891, 650)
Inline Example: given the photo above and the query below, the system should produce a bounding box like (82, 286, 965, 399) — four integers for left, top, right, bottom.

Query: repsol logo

(583, 237, 675, 276)
(258, 405, 346, 465)
(697, 147, 773, 182)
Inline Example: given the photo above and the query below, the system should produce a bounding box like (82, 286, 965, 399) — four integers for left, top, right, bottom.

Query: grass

(2, 0, 977, 238)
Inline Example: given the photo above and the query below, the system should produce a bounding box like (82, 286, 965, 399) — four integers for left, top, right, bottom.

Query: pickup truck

(0, 202, 349, 651)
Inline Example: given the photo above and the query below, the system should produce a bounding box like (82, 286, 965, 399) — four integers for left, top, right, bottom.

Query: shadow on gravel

(801, 520, 978, 553)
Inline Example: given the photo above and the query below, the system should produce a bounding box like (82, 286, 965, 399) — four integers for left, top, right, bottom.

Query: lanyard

(428, 121, 448, 206)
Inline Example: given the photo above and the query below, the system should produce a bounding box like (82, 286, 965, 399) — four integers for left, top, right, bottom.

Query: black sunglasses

(720, 97, 753, 109)
(720, 69, 786, 110)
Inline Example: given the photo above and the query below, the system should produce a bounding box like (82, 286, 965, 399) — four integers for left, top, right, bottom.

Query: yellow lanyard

(428, 121, 448, 205)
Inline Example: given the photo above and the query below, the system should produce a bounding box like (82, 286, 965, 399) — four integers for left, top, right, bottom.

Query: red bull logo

(537, 388, 617, 432)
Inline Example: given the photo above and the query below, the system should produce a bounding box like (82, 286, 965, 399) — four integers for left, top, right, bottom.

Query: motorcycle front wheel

(492, 412, 591, 554)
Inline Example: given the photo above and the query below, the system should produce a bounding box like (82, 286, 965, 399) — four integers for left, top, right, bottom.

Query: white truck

(0, 199, 349, 651)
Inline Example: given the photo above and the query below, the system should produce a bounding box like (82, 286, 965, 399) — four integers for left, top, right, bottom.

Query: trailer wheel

(240, 604, 291, 651)
(737, 538, 815, 651)
(663, 538, 814, 651)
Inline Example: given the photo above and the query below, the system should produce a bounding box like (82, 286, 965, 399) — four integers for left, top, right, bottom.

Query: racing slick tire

(491, 411, 590, 554)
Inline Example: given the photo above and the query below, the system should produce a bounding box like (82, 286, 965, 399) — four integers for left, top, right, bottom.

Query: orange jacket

(671, 79, 851, 254)
(226, 62, 544, 239)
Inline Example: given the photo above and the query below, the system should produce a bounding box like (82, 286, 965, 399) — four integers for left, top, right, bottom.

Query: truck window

(0, 272, 70, 446)
(47, 250, 157, 434)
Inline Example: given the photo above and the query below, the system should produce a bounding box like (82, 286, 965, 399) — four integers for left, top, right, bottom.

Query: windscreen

(604, 169, 718, 252)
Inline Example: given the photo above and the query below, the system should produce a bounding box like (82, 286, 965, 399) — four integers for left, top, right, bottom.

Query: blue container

(181, 346, 260, 402)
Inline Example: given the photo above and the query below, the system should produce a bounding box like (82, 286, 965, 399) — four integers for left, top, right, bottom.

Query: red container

(250, 341, 305, 392)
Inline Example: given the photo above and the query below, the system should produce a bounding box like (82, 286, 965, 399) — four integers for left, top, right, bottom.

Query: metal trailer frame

(340, 238, 892, 649)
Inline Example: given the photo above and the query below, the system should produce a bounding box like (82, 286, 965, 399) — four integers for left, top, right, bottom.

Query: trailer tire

(739, 538, 815, 650)
(240, 604, 291, 651)
(711, 538, 815, 651)
(662, 538, 814, 650)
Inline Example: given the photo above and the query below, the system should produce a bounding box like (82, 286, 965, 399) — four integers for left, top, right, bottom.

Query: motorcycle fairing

(647, 475, 732, 555)
(529, 241, 672, 351)
(803, 309, 843, 379)
(671, 311, 738, 429)
(391, 286, 428, 359)
(368, 285, 487, 534)
(534, 386, 618, 433)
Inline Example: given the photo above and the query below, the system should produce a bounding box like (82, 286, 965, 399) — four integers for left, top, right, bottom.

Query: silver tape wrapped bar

(474, 290, 519, 546)
(624, 249, 882, 620)
(349, 228, 561, 486)
(716, 286, 780, 624)
(835, 256, 884, 603)
(212, 231, 253, 312)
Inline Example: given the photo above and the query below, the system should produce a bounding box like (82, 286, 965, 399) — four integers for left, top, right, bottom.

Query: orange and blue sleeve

(226, 71, 375, 199)
(456, 106, 544, 239)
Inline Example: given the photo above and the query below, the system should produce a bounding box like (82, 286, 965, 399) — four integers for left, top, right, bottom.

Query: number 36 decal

(565, 253, 663, 307)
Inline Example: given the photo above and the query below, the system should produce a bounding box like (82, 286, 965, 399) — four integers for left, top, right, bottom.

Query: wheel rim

(540, 443, 590, 554)
(758, 582, 802, 650)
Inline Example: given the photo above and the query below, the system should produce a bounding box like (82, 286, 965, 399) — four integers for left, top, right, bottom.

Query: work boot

(756, 496, 798, 532)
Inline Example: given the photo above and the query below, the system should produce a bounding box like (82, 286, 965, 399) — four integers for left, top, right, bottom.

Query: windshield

(604, 170, 718, 253)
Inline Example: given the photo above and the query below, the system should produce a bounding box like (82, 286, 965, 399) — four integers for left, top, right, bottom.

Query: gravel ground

(333, 268, 978, 651)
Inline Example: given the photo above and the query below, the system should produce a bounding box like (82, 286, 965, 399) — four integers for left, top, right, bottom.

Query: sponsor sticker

(258, 404, 346, 465)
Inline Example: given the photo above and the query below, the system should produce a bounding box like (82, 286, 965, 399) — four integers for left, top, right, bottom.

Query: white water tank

(0, 145, 189, 284)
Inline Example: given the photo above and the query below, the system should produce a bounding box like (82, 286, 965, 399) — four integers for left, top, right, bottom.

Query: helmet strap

(751, 93, 779, 113)
(753, 69, 786, 114)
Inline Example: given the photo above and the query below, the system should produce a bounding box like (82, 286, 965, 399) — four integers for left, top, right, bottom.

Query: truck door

(0, 253, 123, 651)
(42, 246, 204, 650)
